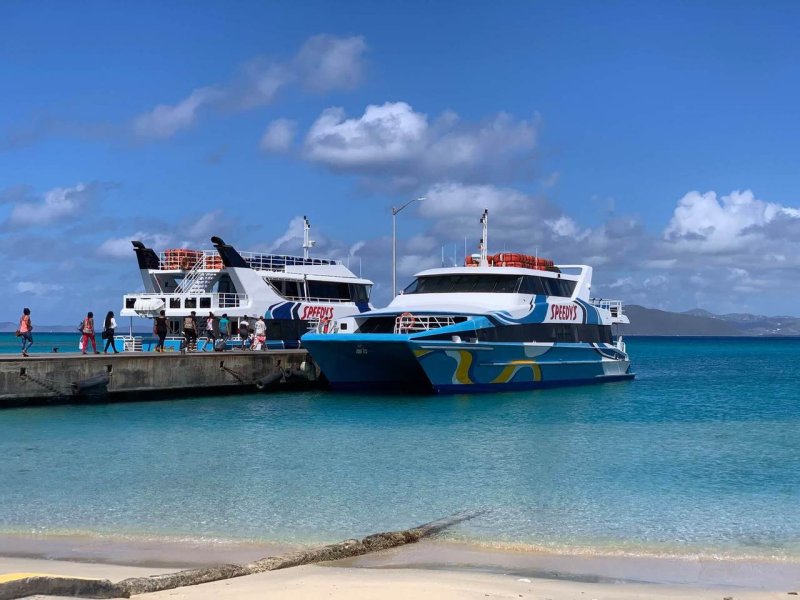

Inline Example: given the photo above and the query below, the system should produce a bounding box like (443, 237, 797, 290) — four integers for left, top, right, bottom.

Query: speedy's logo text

(302, 305, 334, 320)
(549, 304, 578, 321)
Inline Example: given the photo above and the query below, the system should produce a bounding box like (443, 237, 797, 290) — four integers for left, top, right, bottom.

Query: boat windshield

(403, 274, 576, 297)
(403, 274, 521, 294)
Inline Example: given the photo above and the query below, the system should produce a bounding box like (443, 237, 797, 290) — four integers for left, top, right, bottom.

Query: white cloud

(266, 216, 307, 253)
(305, 102, 427, 167)
(7, 183, 98, 227)
(664, 189, 800, 252)
(294, 34, 367, 92)
(545, 215, 589, 240)
(15, 281, 64, 296)
(303, 102, 537, 185)
(133, 87, 220, 139)
(185, 210, 228, 240)
(133, 35, 367, 139)
(97, 232, 173, 259)
(96, 210, 228, 260)
(260, 119, 297, 153)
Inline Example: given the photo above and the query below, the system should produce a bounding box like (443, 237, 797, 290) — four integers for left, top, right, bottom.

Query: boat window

(307, 280, 351, 301)
(349, 284, 371, 302)
(284, 280, 303, 299)
(199, 297, 211, 309)
(517, 276, 575, 297)
(215, 274, 237, 295)
(403, 274, 523, 294)
(467, 323, 612, 344)
(518, 276, 547, 295)
(265, 278, 305, 299)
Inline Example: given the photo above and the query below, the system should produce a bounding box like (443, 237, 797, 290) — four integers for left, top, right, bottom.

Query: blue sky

(2, 0, 800, 323)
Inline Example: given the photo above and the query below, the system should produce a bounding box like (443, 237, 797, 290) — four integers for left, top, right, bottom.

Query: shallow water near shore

(2, 337, 799, 563)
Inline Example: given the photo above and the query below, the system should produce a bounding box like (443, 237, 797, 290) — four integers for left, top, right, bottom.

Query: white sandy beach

(1, 535, 797, 599)
(0, 558, 790, 600)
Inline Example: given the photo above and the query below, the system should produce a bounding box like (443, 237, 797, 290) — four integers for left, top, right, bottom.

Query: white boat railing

(154, 250, 343, 272)
(393, 314, 458, 334)
(239, 252, 342, 271)
(123, 292, 249, 312)
(589, 298, 624, 318)
(114, 335, 142, 352)
(157, 250, 221, 270)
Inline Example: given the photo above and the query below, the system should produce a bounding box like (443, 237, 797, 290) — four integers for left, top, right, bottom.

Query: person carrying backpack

(238, 316, 250, 350)
(183, 311, 198, 352)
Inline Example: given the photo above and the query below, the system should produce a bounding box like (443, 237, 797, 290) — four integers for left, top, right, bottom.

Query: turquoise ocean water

(1, 335, 799, 559)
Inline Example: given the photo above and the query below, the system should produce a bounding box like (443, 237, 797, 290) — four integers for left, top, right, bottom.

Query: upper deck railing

(589, 298, 624, 318)
(155, 250, 341, 271)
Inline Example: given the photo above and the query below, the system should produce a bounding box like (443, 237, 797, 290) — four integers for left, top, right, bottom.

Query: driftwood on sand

(0, 511, 479, 600)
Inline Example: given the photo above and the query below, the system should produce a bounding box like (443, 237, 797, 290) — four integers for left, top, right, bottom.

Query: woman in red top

(81, 311, 99, 354)
(18, 307, 33, 357)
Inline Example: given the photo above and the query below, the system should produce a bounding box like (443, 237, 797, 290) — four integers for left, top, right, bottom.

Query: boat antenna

(441, 245, 445, 267)
(479, 209, 489, 266)
(303, 216, 315, 259)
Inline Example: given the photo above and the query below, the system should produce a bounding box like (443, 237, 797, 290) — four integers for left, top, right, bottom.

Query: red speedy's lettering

(549, 304, 578, 321)
(301, 306, 334, 320)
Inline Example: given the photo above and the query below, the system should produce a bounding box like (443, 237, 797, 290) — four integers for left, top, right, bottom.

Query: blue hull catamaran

(303, 210, 633, 393)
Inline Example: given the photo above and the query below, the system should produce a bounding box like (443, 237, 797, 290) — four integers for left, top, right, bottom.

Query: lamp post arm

(391, 196, 426, 297)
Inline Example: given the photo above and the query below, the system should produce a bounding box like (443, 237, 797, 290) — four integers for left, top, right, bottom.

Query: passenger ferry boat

(119, 218, 373, 350)
(303, 210, 633, 393)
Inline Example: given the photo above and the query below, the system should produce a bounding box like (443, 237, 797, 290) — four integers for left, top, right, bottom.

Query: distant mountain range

(2, 307, 799, 337)
(624, 306, 800, 336)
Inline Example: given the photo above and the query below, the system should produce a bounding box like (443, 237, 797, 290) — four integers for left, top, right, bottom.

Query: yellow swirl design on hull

(450, 350, 474, 384)
(491, 360, 542, 384)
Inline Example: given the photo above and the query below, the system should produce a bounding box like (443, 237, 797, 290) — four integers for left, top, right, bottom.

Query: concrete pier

(0, 350, 318, 408)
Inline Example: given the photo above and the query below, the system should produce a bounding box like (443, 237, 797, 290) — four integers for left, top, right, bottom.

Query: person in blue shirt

(218, 314, 230, 351)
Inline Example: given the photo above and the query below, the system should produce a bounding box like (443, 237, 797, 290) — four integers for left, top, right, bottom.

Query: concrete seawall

(0, 350, 317, 407)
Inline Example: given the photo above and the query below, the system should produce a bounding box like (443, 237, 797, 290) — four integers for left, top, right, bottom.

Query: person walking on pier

(103, 311, 119, 354)
(80, 311, 99, 354)
(154, 310, 168, 352)
(254, 315, 266, 351)
(17, 307, 33, 357)
(183, 311, 198, 352)
(238, 316, 250, 350)
(218, 313, 230, 351)
(199, 312, 217, 352)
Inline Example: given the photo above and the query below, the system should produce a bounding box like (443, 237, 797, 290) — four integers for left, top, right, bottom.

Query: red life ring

(398, 312, 416, 332)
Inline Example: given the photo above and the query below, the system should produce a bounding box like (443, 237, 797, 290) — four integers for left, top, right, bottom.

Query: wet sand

(1, 533, 797, 599)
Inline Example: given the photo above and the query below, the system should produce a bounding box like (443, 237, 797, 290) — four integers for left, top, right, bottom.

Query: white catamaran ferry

(303, 210, 633, 393)
(120, 218, 373, 350)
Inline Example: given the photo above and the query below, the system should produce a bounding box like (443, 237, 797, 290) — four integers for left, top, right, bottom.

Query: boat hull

(301, 334, 433, 392)
(303, 334, 634, 394)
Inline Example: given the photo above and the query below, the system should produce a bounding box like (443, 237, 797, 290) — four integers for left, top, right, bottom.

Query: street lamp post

(392, 196, 425, 297)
